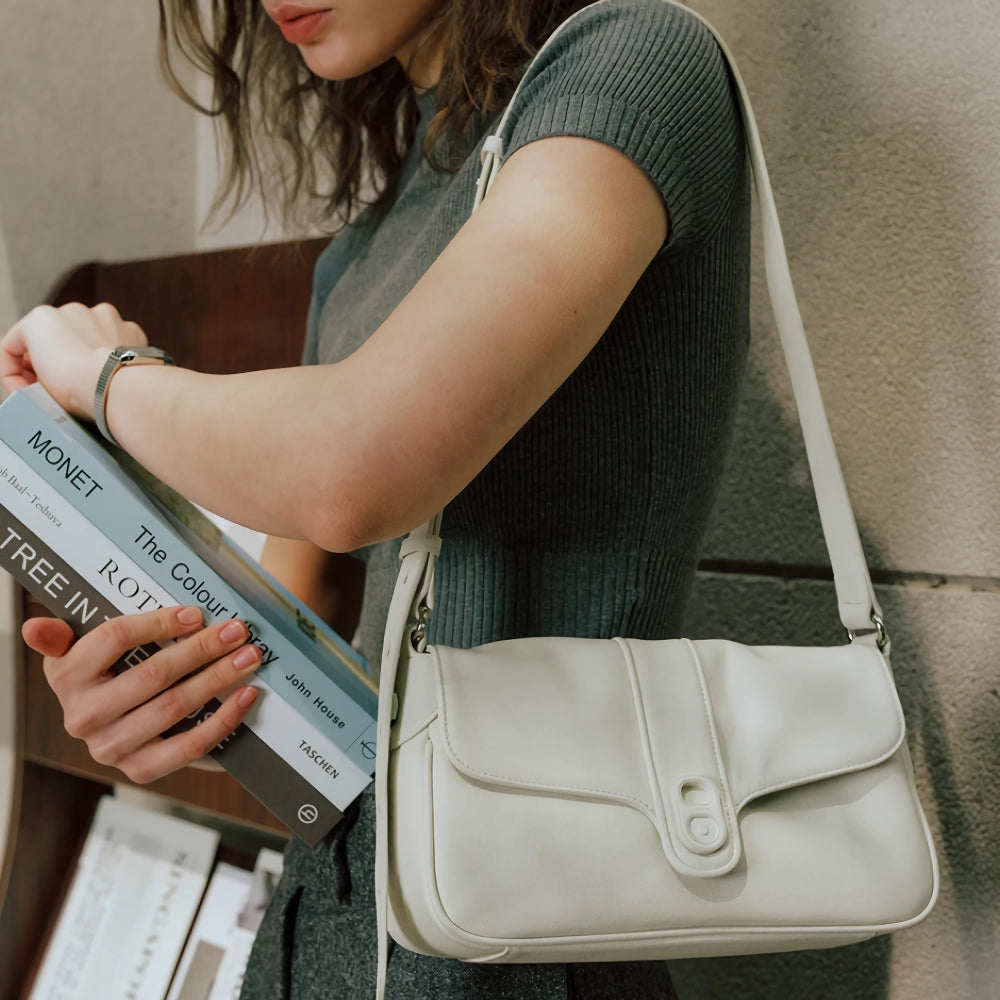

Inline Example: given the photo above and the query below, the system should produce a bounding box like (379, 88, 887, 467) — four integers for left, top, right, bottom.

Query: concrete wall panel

(0, 2, 196, 314)
(679, 574, 1000, 1000)
(689, 0, 1000, 578)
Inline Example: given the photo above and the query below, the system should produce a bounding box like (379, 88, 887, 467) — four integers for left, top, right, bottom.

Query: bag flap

(427, 636, 904, 878)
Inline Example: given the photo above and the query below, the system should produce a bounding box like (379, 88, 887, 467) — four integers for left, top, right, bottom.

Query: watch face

(114, 347, 174, 365)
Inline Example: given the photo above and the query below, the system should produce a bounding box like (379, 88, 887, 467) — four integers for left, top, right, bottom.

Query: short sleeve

(301, 212, 377, 366)
(503, 0, 746, 250)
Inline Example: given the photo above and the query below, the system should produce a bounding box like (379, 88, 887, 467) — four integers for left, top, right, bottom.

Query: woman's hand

(24, 605, 263, 784)
(0, 302, 146, 420)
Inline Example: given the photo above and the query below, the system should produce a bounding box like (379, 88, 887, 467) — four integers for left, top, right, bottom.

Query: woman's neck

(396, 15, 446, 92)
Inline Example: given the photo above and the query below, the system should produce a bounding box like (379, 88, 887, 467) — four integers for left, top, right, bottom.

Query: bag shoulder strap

(376, 3, 886, 994)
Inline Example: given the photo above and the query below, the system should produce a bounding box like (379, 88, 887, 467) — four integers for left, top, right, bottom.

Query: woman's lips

(270, 5, 331, 44)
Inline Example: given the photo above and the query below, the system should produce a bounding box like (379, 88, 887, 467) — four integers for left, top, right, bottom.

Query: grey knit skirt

(239, 788, 680, 1000)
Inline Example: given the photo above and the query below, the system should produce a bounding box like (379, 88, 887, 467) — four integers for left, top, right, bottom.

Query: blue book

(0, 383, 378, 776)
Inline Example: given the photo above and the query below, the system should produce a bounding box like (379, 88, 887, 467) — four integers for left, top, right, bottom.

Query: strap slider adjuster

(847, 612, 890, 653)
(480, 134, 505, 164)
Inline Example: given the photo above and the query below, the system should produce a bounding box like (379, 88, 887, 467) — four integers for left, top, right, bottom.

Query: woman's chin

(295, 41, 392, 82)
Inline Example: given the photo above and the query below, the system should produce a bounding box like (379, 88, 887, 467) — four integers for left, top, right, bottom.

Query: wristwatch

(94, 345, 175, 446)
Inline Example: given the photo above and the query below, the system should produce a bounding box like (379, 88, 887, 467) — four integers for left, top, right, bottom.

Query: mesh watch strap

(93, 345, 175, 446)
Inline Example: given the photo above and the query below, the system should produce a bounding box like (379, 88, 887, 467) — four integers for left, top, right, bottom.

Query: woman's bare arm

(2, 135, 667, 550)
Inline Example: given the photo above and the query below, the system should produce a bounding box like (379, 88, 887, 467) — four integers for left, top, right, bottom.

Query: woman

(1, 0, 750, 995)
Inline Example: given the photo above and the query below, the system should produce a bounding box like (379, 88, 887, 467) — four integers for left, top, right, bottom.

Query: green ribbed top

(241, 4, 752, 998)
(305, 0, 750, 664)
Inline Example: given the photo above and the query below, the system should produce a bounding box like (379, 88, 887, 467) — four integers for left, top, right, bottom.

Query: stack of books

(28, 796, 220, 1000)
(0, 383, 378, 844)
(165, 843, 285, 1000)
(28, 794, 287, 1000)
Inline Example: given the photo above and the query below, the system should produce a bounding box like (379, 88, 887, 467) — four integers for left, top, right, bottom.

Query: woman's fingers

(21, 616, 76, 658)
(84, 634, 263, 772)
(145, 641, 262, 742)
(42, 605, 205, 690)
(108, 684, 259, 784)
(27, 603, 266, 784)
(0, 302, 148, 415)
(47, 609, 265, 779)
(58, 612, 260, 736)
(109, 616, 260, 719)
(0, 311, 33, 389)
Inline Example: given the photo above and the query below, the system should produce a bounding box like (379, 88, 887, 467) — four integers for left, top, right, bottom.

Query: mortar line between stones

(696, 560, 1000, 594)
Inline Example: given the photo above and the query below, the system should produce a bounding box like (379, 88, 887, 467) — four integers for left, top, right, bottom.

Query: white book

(165, 862, 254, 1000)
(28, 796, 219, 1000)
(206, 849, 285, 1000)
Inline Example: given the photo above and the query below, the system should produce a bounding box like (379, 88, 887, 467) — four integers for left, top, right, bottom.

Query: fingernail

(237, 685, 258, 708)
(233, 645, 261, 671)
(219, 620, 247, 643)
(177, 607, 202, 625)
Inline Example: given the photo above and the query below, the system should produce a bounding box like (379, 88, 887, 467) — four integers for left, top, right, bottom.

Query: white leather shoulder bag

(373, 2, 939, 997)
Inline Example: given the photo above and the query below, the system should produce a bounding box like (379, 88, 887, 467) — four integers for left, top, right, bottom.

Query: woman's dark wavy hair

(158, 1, 581, 230)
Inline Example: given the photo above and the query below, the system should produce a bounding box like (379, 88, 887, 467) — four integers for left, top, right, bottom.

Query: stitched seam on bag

(420, 736, 507, 950)
(390, 706, 438, 749)
(731, 646, 908, 811)
(614, 637, 670, 846)
(681, 639, 739, 866)
(434, 650, 655, 813)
